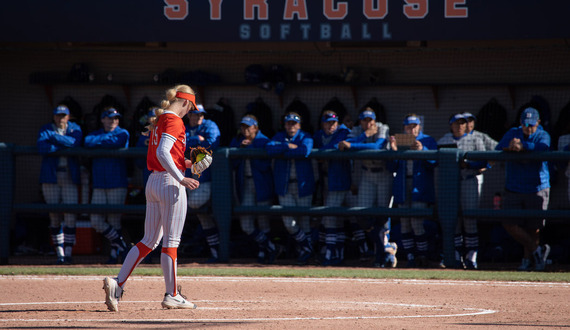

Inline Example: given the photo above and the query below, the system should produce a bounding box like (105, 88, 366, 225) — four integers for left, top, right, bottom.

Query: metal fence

(1, 143, 570, 266)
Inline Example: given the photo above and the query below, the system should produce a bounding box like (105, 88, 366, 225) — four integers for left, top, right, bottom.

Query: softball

(196, 153, 206, 162)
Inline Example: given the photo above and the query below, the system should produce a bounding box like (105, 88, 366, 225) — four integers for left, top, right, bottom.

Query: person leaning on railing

(495, 106, 551, 272)
(84, 107, 130, 264)
(338, 108, 394, 268)
(313, 110, 351, 266)
(37, 105, 83, 265)
(388, 114, 438, 268)
(266, 111, 315, 265)
(230, 114, 278, 264)
(437, 113, 488, 270)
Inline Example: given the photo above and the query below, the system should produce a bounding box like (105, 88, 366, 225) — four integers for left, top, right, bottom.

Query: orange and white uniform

(117, 111, 188, 296)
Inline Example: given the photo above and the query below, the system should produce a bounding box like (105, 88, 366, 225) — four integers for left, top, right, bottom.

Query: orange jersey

(147, 112, 186, 172)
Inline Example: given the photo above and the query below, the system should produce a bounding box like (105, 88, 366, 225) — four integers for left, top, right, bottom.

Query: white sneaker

(161, 286, 197, 309)
(102, 277, 123, 312)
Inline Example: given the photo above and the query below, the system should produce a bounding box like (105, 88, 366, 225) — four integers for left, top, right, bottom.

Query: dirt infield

(0, 274, 569, 329)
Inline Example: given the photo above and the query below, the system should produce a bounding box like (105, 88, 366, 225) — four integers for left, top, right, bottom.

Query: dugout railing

(1, 143, 570, 266)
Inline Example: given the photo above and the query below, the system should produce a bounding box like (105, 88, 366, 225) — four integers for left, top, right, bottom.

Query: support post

(211, 147, 232, 262)
(437, 148, 462, 268)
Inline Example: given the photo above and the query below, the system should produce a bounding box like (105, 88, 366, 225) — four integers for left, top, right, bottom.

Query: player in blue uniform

(438, 113, 488, 269)
(313, 110, 351, 265)
(37, 105, 83, 264)
(185, 104, 221, 262)
(266, 112, 315, 265)
(230, 114, 278, 263)
(84, 107, 130, 263)
(389, 114, 437, 268)
(495, 107, 551, 271)
(339, 108, 394, 267)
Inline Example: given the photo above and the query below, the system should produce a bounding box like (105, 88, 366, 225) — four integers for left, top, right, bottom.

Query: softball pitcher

(103, 85, 202, 312)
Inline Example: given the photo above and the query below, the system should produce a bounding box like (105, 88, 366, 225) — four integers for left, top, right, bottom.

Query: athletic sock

(118, 242, 152, 288)
(401, 232, 415, 257)
(292, 229, 312, 253)
(249, 228, 270, 252)
(415, 233, 428, 257)
(63, 226, 76, 257)
(204, 228, 220, 259)
(464, 233, 479, 263)
(161, 247, 178, 296)
(324, 228, 337, 261)
(454, 234, 464, 262)
(350, 223, 369, 254)
(50, 226, 64, 259)
(336, 230, 346, 260)
(101, 225, 125, 248)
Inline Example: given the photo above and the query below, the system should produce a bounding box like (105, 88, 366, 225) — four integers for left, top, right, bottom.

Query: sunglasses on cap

(321, 113, 338, 122)
(101, 108, 121, 119)
(284, 114, 301, 123)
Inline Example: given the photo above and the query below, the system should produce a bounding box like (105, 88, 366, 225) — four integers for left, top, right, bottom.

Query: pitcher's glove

(189, 146, 213, 177)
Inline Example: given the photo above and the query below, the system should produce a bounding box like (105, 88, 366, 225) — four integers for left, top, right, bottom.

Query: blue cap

(359, 110, 376, 121)
(189, 104, 206, 114)
(240, 116, 258, 127)
(321, 112, 339, 123)
(101, 108, 121, 119)
(521, 107, 539, 127)
(449, 113, 466, 125)
(53, 105, 70, 115)
(284, 113, 301, 123)
(463, 112, 476, 121)
(403, 115, 421, 126)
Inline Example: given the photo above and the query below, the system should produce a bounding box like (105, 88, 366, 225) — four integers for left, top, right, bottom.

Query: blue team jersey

(495, 126, 550, 193)
(390, 132, 438, 204)
(84, 126, 130, 189)
(230, 131, 274, 203)
(37, 121, 83, 184)
(313, 124, 351, 191)
(266, 129, 314, 198)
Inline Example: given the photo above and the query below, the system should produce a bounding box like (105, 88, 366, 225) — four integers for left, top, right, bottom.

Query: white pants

(278, 182, 312, 234)
(90, 187, 127, 233)
(187, 182, 216, 230)
(458, 174, 482, 234)
(238, 177, 270, 235)
(141, 171, 188, 249)
(322, 190, 348, 229)
(42, 171, 78, 228)
(357, 170, 392, 208)
(398, 178, 428, 235)
(398, 201, 428, 236)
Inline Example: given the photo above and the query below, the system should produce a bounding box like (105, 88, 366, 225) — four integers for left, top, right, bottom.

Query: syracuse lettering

(164, 0, 469, 40)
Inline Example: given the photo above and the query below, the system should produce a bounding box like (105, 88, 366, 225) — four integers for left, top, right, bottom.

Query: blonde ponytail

(143, 84, 195, 135)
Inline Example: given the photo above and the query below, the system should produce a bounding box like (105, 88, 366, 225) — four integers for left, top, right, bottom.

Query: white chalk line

(1, 275, 568, 288)
(0, 299, 496, 323)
